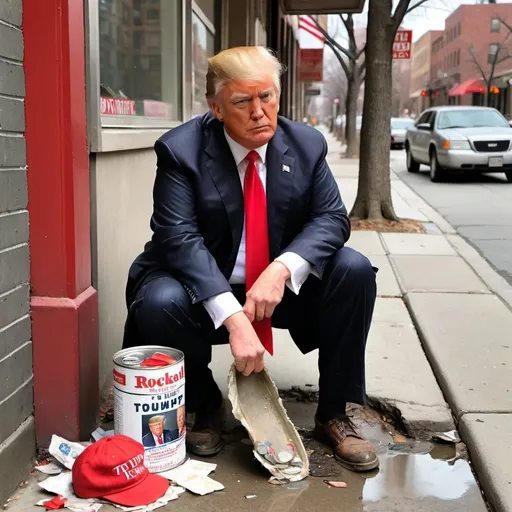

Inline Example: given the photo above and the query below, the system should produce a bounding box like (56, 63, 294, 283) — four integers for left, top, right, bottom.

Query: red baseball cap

(72, 435, 169, 506)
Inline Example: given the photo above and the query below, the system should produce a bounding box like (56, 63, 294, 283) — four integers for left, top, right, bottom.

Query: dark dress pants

(122, 247, 377, 420)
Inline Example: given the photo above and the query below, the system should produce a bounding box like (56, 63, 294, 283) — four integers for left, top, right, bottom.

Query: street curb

(389, 166, 512, 312)
(401, 293, 462, 422)
(459, 415, 511, 512)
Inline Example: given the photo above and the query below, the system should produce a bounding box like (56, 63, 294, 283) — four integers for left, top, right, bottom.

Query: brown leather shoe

(185, 403, 225, 457)
(313, 416, 379, 472)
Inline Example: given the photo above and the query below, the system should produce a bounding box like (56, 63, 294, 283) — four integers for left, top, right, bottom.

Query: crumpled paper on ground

(37, 435, 187, 512)
(37, 471, 184, 512)
(160, 460, 224, 495)
(36, 461, 65, 475)
(49, 435, 87, 470)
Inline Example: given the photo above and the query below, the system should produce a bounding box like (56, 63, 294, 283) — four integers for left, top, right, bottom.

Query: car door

(416, 111, 435, 163)
(409, 111, 431, 161)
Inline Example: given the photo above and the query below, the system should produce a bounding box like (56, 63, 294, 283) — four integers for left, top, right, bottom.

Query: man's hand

(224, 312, 265, 376)
(244, 261, 291, 322)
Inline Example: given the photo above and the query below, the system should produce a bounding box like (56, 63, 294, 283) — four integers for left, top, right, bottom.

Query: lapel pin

(282, 164, 290, 173)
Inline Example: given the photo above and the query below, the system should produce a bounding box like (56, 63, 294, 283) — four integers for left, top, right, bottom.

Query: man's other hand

(244, 261, 291, 322)
(225, 312, 265, 376)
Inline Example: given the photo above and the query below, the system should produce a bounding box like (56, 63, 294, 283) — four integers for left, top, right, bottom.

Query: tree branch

(405, 0, 431, 15)
(499, 17, 512, 34)
(391, 0, 414, 33)
(468, 47, 489, 86)
(358, 58, 366, 77)
(356, 44, 366, 60)
(339, 14, 357, 50)
(312, 18, 356, 62)
(324, 40, 351, 79)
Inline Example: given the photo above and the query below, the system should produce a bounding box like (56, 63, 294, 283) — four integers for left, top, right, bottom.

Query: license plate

(489, 156, 503, 167)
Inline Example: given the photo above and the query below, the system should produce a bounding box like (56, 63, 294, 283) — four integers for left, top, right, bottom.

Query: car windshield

(391, 118, 415, 129)
(438, 109, 509, 129)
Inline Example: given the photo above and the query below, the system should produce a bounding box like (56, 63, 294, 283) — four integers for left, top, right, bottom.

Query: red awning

(448, 79, 486, 96)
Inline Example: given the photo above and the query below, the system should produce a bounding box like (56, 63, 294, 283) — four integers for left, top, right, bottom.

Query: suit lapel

(205, 123, 244, 262)
(266, 128, 294, 259)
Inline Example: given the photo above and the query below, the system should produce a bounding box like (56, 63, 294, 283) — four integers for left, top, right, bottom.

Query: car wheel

(406, 146, 420, 173)
(430, 149, 446, 182)
(505, 171, 512, 183)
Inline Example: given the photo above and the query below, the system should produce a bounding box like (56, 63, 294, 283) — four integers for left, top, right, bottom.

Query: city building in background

(409, 30, 442, 116)
(420, 3, 512, 117)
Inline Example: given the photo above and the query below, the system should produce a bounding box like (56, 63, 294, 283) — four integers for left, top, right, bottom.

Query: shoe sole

(313, 427, 380, 473)
(186, 438, 225, 457)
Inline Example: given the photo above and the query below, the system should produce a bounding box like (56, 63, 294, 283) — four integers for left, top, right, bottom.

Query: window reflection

(192, 12, 215, 116)
(99, 0, 181, 121)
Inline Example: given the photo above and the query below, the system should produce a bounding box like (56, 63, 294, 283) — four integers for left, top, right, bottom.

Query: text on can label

(134, 367, 184, 389)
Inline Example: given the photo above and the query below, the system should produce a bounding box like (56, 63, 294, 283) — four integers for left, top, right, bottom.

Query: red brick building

(428, 3, 512, 117)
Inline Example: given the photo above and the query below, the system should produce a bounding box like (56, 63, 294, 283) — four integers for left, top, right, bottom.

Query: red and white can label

(113, 357, 186, 473)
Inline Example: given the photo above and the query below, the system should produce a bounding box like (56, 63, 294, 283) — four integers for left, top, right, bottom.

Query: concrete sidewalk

(325, 130, 512, 512)
(5, 129, 510, 512)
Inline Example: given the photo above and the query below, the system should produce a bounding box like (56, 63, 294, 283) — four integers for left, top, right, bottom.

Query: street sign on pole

(393, 30, 412, 60)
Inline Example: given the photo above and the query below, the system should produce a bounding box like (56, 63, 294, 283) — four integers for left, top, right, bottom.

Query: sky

(403, 0, 512, 41)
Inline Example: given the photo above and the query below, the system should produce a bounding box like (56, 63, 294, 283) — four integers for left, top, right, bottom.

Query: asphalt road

(391, 150, 512, 285)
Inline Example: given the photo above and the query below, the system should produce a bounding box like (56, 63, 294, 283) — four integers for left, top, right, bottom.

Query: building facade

(409, 30, 442, 116)
(0, 0, 35, 499)
(1, 0, 359, 503)
(428, 3, 512, 117)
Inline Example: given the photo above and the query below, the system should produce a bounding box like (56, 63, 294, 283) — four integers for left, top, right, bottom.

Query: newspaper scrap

(432, 430, 461, 444)
(49, 436, 86, 469)
(160, 460, 224, 496)
(38, 472, 75, 498)
(37, 496, 102, 512)
(90, 427, 115, 442)
(36, 461, 65, 475)
(112, 487, 185, 512)
(37, 472, 183, 512)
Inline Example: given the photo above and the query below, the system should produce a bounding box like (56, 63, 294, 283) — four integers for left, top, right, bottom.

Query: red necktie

(244, 151, 273, 355)
(157, 435, 163, 445)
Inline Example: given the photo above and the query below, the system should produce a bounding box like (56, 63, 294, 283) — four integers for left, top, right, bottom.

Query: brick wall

(0, 0, 36, 504)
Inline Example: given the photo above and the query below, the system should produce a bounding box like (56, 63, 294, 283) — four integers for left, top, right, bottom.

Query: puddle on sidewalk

(363, 450, 478, 503)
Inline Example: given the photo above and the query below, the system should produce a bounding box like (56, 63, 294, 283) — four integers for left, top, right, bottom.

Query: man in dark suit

(142, 415, 178, 447)
(123, 47, 378, 471)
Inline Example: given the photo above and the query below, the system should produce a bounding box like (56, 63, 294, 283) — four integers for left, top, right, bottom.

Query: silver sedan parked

(391, 117, 415, 149)
(405, 106, 512, 182)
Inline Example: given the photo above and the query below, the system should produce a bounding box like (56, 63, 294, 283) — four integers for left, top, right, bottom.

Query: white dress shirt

(202, 129, 316, 329)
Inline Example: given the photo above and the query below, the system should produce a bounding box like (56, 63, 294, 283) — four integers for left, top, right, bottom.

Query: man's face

(177, 406, 185, 430)
(210, 77, 278, 150)
(149, 421, 164, 436)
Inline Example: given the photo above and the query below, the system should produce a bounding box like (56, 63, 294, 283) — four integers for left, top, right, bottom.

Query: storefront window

(98, 0, 182, 124)
(192, 8, 215, 116)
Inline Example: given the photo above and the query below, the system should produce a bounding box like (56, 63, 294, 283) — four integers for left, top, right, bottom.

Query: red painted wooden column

(24, 0, 99, 446)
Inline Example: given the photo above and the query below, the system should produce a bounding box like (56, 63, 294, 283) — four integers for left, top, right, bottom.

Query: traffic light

(421, 90, 428, 97)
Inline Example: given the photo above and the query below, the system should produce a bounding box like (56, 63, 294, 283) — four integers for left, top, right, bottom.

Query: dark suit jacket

(142, 429, 178, 447)
(126, 112, 351, 307)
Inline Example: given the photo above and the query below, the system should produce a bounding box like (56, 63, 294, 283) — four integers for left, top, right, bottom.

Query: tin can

(113, 346, 186, 473)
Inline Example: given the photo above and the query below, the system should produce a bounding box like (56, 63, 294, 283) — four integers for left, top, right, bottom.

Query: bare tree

(351, 0, 430, 222)
(314, 16, 365, 157)
(469, 22, 512, 106)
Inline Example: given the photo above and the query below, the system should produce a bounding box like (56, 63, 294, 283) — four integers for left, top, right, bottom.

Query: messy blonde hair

(206, 46, 284, 99)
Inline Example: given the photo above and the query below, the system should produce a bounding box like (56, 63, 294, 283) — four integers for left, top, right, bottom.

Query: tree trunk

(345, 73, 360, 158)
(350, 0, 398, 221)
